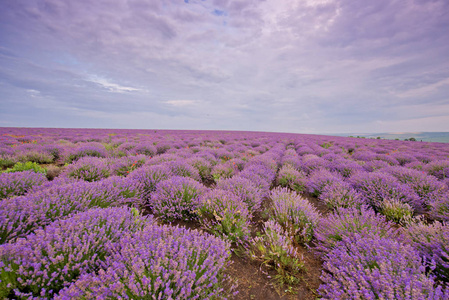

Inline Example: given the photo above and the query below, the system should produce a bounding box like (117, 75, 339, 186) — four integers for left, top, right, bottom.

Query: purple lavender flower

(0, 207, 153, 299)
(319, 181, 365, 210)
(164, 160, 201, 181)
(300, 155, 327, 174)
(314, 207, 398, 256)
(249, 220, 305, 284)
(187, 156, 213, 182)
(217, 175, 263, 212)
(379, 198, 414, 224)
(56, 223, 231, 299)
(150, 176, 207, 221)
(391, 152, 418, 166)
(362, 159, 390, 172)
(108, 155, 146, 176)
(134, 142, 157, 156)
(0, 170, 47, 199)
(382, 166, 448, 205)
(426, 160, 449, 180)
(211, 161, 237, 181)
(318, 235, 447, 299)
(198, 189, 251, 245)
(65, 144, 108, 163)
(349, 171, 422, 211)
(62, 157, 110, 182)
(270, 187, 321, 244)
(127, 164, 173, 199)
(404, 219, 449, 282)
(16, 149, 54, 164)
(327, 158, 365, 178)
(0, 177, 146, 243)
(306, 168, 343, 197)
(240, 163, 276, 185)
(276, 164, 307, 193)
(428, 191, 449, 221)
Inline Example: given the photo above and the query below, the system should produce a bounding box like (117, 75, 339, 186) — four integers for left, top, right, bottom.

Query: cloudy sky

(1, 0, 448, 134)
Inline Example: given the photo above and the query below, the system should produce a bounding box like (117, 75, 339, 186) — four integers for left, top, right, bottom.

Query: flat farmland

(1, 128, 448, 299)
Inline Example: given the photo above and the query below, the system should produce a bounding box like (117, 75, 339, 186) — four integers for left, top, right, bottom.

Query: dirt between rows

(166, 192, 326, 300)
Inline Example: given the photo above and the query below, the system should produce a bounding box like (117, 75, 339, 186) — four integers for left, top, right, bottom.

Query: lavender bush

(428, 192, 449, 221)
(217, 176, 263, 212)
(404, 220, 449, 282)
(65, 144, 107, 163)
(57, 224, 231, 299)
(211, 162, 236, 181)
(150, 176, 207, 221)
(198, 189, 251, 245)
(306, 168, 342, 197)
(0, 177, 145, 243)
(0, 170, 47, 199)
(314, 207, 398, 256)
(319, 181, 364, 210)
(318, 235, 447, 299)
(276, 164, 307, 193)
(63, 157, 110, 182)
(349, 171, 422, 211)
(134, 142, 157, 156)
(108, 155, 146, 176)
(165, 160, 201, 181)
(270, 187, 321, 244)
(187, 157, 213, 182)
(0, 207, 152, 299)
(249, 220, 305, 285)
(379, 198, 414, 224)
(127, 164, 173, 199)
(426, 160, 449, 180)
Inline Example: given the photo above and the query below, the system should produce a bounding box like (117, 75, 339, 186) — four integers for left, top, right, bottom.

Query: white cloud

(164, 100, 200, 107)
(86, 75, 144, 93)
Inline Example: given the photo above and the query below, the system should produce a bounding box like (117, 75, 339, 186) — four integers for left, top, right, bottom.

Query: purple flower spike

(56, 224, 230, 299)
(319, 235, 447, 299)
(0, 207, 153, 299)
(150, 176, 207, 221)
(0, 170, 47, 199)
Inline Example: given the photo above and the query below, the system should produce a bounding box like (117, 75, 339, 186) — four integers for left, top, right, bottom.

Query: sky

(1, 0, 449, 134)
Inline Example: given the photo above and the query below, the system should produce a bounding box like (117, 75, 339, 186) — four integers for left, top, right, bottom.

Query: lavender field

(1, 127, 448, 299)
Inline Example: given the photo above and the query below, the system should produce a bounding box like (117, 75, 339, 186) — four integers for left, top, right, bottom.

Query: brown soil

(159, 192, 326, 300)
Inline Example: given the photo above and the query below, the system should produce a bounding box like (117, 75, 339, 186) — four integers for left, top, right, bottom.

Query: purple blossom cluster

(150, 176, 207, 221)
(277, 164, 307, 193)
(62, 156, 110, 182)
(404, 220, 449, 282)
(1, 176, 145, 243)
(270, 187, 321, 244)
(0, 170, 47, 199)
(198, 189, 251, 245)
(65, 144, 108, 163)
(314, 207, 399, 256)
(319, 235, 447, 299)
(211, 161, 237, 181)
(306, 168, 342, 197)
(108, 155, 146, 176)
(217, 176, 263, 212)
(0, 207, 152, 299)
(249, 220, 305, 284)
(127, 164, 173, 199)
(319, 181, 364, 210)
(349, 171, 422, 212)
(57, 223, 231, 299)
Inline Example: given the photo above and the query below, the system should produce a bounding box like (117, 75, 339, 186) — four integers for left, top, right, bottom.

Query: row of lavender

(0, 130, 283, 299)
(1, 127, 449, 299)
